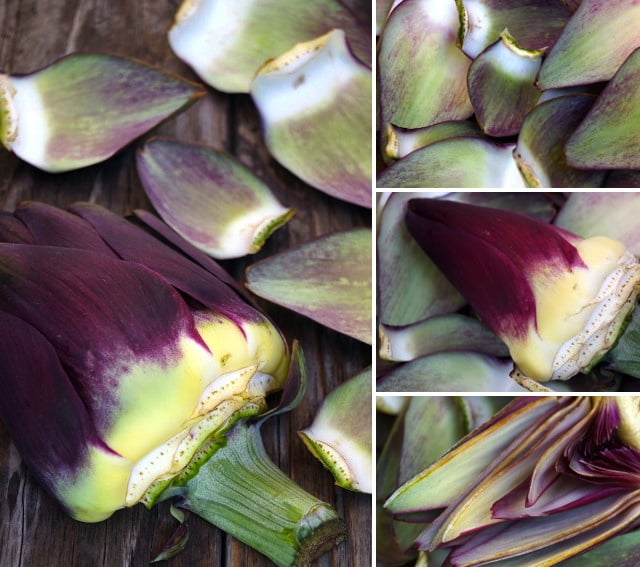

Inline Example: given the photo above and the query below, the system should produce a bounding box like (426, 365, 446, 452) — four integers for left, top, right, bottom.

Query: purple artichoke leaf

(0, 211, 35, 243)
(451, 494, 640, 566)
(14, 201, 115, 253)
(68, 203, 261, 326)
(0, 243, 205, 440)
(404, 198, 640, 387)
(0, 310, 114, 517)
(493, 475, 626, 520)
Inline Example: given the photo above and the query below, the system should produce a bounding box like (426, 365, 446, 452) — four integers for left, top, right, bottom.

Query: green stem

(165, 420, 345, 566)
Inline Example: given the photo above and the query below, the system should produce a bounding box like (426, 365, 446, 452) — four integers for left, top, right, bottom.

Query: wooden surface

(0, 2, 372, 566)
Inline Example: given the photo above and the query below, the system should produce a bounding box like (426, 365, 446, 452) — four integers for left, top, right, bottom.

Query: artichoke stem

(167, 421, 345, 566)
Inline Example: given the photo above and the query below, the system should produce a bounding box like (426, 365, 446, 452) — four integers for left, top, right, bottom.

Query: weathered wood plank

(0, 1, 372, 565)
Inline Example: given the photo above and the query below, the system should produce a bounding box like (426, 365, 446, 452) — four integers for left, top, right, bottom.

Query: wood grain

(0, 1, 372, 566)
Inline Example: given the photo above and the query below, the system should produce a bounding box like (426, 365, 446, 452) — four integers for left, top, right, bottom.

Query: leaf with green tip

(246, 228, 372, 344)
(514, 94, 605, 188)
(467, 30, 543, 137)
(136, 138, 293, 260)
(555, 192, 640, 254)
(376, 407, 425, 566)
(377, 137, 525, 188)
(376, 352, 525, 393)
(398, 397, 470, 487)
(379, 314, 508, 362)
(1, 53, 204, 172)
(537, 0, 640, 89)
(250, 29, 371, 208)
(459, 0, 570, 59)
(168, 0, 370, 93)
(378, 0, 473, 129)
(299, 367, 372, 492)
(565, 48, 640, 170)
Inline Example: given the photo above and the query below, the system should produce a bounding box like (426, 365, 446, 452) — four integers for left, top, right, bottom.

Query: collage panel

(376, 394, 640, 566)
(376, 1, 640, 189)
(376, 192, 640, 393)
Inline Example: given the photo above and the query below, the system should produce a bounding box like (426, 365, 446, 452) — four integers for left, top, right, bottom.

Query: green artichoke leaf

(246, 228, 372, 344)
(378, 0, 473, 129)
(537, 0, 640, 89)
(0, 54, 204, 172)
(168, 0, 370, 93)
(467, 30, 543, 137)
(136, 137, 294, 259)
(250, 29, 372, 208)
(514, 94, 605, 188)
(565, 47, 640, 170)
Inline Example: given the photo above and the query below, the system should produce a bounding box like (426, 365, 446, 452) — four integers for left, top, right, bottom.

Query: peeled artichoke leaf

(137, 138, 293, 259)
(1, 53, 204, 172)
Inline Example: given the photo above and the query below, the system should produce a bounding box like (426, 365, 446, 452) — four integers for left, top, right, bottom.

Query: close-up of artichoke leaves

(376, 0, 640, 188)
(0, 1, 372, 566)
(377, 192, 640, 393)
(377, 395, 640, 567)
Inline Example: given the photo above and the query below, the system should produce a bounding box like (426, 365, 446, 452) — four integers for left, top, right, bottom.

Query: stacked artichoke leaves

(377, 0, 640, 188)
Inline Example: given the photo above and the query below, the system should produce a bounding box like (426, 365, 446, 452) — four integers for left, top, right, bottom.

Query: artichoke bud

(0, 202, 289, 522)
(405, 198, 640, 385)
